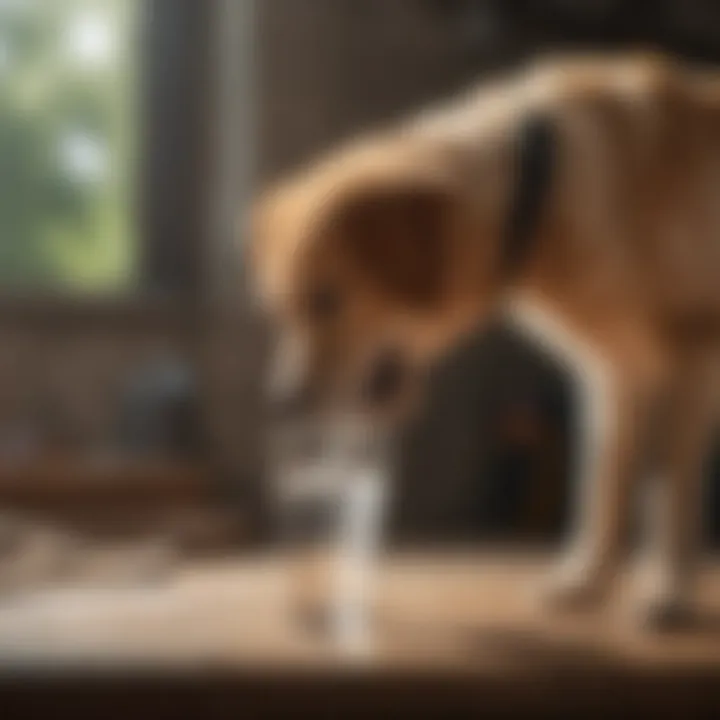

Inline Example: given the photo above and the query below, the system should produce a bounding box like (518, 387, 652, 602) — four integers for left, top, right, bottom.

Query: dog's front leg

(636, 352, 718, 629)
(509, 298, 641, 609)
(543, 351, 640, 609)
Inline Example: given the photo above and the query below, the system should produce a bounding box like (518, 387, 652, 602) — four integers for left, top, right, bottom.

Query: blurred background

(3, 0, 720, 558)
(2, 0, 720, 689)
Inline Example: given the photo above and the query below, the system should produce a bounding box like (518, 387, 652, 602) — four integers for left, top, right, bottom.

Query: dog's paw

(540, 576, 607, 612)
(630, 561, 696, 632)
(636, 596, 694, 632)
(631, 570, 695, 632)
(537, 558, 610, 612)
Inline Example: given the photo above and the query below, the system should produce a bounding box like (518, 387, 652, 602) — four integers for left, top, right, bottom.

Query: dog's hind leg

(635, 350, 720, 629)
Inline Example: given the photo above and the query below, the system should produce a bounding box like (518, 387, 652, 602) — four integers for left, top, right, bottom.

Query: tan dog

(252, 52, 720, 630)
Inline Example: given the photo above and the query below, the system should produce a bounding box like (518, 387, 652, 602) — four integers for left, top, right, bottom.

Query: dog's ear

(335, 182, 454, 308)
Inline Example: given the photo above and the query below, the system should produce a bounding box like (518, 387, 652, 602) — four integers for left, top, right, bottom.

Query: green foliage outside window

(0, 0, 139, 292)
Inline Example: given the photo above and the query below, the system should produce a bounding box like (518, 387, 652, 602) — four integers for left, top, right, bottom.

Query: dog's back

(397, 54, 720, 342)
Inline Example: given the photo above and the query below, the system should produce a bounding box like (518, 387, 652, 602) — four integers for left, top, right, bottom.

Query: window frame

(0, 0, 220, 324)
(139, 0, 217, 301)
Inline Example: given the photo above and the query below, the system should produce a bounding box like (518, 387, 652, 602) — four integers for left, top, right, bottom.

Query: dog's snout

(362, 348, 407, 406)
(267, 334, 316, 421)
(268, 381, 314, 422)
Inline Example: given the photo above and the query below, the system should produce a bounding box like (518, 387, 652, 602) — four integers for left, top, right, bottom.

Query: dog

(251, 52, 720, 632)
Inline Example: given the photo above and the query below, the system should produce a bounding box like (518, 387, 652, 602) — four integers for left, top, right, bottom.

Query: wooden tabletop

(0, 550, 718, 668)
(0, 552, 719, 712)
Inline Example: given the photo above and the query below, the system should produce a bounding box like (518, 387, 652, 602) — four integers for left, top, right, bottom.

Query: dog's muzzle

(361, 348, 408, 407)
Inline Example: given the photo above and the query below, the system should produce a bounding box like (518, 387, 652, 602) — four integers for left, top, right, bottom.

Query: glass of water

(272, 417, 392, 652)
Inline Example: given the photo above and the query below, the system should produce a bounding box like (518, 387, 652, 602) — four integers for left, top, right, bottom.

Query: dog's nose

(267, 335, 315, 422)
(362, 348, 407, 406)
(267, 381, 314, 422)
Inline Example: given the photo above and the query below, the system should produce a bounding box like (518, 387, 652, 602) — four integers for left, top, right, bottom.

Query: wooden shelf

(0, 455, 209, 508)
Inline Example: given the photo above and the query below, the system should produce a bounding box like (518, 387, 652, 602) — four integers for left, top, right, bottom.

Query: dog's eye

(306, 284, 342, 322)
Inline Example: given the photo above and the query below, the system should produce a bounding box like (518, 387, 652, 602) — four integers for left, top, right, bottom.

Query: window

(0, 0, 141, 293)
(0, 0, 215, 299)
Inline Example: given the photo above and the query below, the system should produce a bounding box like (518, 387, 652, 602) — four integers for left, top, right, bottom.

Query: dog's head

(251, 120, 556, 428)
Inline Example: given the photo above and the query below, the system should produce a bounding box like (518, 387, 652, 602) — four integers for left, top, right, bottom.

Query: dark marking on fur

(502, 114, 559, 277)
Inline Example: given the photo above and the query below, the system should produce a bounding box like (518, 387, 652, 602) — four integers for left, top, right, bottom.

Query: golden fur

(252, 53, 720, 628)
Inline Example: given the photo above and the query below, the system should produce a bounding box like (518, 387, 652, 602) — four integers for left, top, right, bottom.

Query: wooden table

(0, 551, 719, 713)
